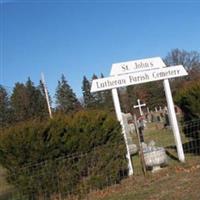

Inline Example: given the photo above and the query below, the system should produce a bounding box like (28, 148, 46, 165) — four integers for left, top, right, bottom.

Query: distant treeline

(1, 48, 200, 127)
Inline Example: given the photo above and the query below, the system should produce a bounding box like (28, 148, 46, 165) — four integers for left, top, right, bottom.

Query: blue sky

(1, 0, 200, 100)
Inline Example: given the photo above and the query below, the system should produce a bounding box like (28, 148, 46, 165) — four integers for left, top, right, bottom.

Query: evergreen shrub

(175, 80, 200, 121)
(0, 110, 127, 198)
(175, 81, 200, 139)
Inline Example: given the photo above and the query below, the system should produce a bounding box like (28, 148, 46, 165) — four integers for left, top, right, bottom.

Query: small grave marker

(133, 99, 146, 116)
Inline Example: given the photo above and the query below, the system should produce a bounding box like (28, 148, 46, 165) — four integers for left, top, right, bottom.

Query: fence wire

(0, 143, 128, 200)
(0, 119, 200, 200)
(181, 119, 200, 155)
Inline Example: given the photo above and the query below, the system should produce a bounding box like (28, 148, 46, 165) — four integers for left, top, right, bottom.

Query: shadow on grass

(165, 138, 200, 159)
(165, 149, 179, 161)
(182, 139, 200, 155)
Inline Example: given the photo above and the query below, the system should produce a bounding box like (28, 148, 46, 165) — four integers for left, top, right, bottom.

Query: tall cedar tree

(25, 78, 39, 118)
(25, 78, 49, 119)
(82, 74, 113, 110)
(91, 74, 103, 107)
(175, 80, 200, 121)
(0, 85, 11, 127)
(82, 76, 95, 108)
(55, 74, 81, 114)
(11, 78, 50, 122)
(100, 73, 114, 111)
(11, 82, 29, 122)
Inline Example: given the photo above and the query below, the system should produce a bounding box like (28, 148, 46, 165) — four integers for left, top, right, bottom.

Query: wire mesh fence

(181, 119, 200, 155)
(0, 143, 128, 200)
(0, 119, 200, 200)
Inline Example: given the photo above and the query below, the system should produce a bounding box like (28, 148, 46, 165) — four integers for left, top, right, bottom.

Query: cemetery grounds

(0, 119, 200, 200)
(90, 120, 200, 200)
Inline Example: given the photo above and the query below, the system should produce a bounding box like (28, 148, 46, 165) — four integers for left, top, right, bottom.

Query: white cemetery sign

(91, 65, 187, 92)
(133, 99, 146, 116)
(91, 57, 187, 175)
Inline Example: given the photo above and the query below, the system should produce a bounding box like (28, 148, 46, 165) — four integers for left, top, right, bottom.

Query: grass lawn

(88, 158, 200, 200)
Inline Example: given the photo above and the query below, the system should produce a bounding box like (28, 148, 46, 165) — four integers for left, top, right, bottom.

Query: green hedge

(0, 110, 127, 198)
(175, 80, 200, 121)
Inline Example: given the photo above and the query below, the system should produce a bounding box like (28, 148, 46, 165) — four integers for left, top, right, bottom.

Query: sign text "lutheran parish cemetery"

(91, 65, 188, 92)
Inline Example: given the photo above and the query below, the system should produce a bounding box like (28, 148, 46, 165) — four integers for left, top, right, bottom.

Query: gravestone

(146, 113, 152, 123)
(133, 99, 146, 116)
(151, 106, 166, 123)
(122, 113, 138, 155)
(137, 116, 145, 143)
(143, 141, 168, 172)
